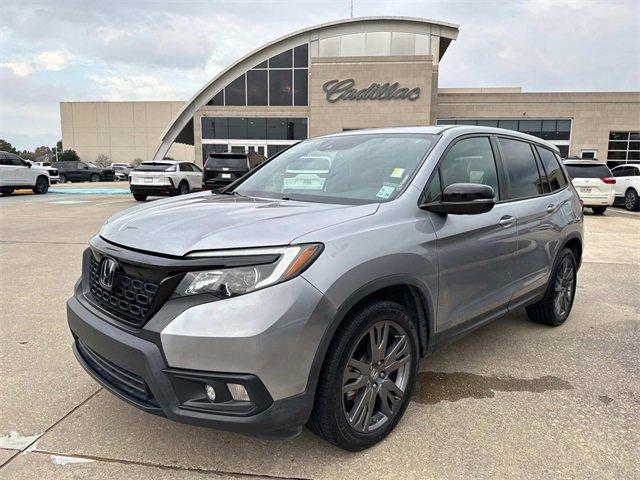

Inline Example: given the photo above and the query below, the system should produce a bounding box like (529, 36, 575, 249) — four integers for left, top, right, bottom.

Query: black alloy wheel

(58, 174, 66, 183)
(90, 174, 100, 182)
(33, 176, 49, 194)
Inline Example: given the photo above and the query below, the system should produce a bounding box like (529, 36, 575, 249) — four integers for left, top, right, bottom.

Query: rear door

(497, 138, 566, 302)
(612, 166, 631, 197)
(428, 135, 518, 332)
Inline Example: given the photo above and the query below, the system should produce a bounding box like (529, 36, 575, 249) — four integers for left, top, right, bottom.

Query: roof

(153, 16, 460, 161)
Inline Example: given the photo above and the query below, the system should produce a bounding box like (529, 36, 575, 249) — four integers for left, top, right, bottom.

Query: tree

(57, 149, 80, 162)
(94, 153, 110, 167)
(0, 139, 18, 154)
(132, 157, 143, 168)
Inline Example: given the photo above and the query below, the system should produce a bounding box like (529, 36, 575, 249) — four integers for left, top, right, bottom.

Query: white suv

(129, 160, 203, 201)
(564, 160, 615, 215)
(0, 151, 51, 195)
(611, 164, 640, 211)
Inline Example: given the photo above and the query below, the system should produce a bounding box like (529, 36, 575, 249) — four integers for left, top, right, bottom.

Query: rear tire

(625, 188, 639, 211)
(526, 248, 577, 327)
(178, 181, 189, 195)
(32, 176, 49, 194)
(592, 206, 607, 215)
(1, 187, 14, 196)
(308, 300, 419, 451)
(133, 193, 147, 201)
(90, 174, 100, 182)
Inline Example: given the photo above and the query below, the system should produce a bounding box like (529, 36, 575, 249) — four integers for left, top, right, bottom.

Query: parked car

(27, 160, 59, 184)
(563, 159, 615, 214)
(0, 151, 51, 195)
(52, 161, 116, 183)
(129, 160, 202, 201)
(611, 163, 640, 211)
(283, 155, 332, 191)
(67, 126, 583, 451)
(112, 165, 132, 181)
(110, 162, 133, 169)
(203, 151, 265, 190)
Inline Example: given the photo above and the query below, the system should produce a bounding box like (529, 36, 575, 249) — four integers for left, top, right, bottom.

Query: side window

(179, 163, 190, 172)
(427, 136, 500, 202)
(612, 167, 628, 177)
(191, 163, 203, 173)
(498, 138, 544, 199)
(537, 146, 568, 191)
(78, 162, 87, 169)
(633, 167, 640, 176)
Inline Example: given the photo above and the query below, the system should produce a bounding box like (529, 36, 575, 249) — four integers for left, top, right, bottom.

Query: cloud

(36, 50, 69, 71)
(87, 73, 176, 100)
(0, 61, 32, 77)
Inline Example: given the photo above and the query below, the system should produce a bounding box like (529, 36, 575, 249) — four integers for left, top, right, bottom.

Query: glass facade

(201, 117, 308, 161)
(437, 118, 571, 157)
(206, 44, 308, 107)
(607, 131, 640, 167)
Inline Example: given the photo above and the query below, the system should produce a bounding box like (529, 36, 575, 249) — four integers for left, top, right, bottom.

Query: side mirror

(27, 162, 32, 168)
(420, 183, 496, 215)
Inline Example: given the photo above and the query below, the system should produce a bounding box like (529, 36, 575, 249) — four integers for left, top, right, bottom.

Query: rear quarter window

(537, 146, 568, 191)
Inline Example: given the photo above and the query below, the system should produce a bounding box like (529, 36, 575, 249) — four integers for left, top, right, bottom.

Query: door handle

(499, 215, 515, 227)
(546, 204, 557, 213)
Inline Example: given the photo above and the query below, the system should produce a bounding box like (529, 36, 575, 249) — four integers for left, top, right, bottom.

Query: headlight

(170, 243, 323, 299)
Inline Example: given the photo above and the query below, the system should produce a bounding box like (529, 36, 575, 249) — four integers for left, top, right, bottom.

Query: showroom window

(607, 131, 640, 167)
(206, 44, 309, 107)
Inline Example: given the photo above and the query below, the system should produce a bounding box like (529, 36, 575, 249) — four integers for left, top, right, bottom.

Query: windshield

(234, 134, 436, 204)
(135, 162, 175, 172)
(565, 164, 611, 179)
(205, 155, 248, 169)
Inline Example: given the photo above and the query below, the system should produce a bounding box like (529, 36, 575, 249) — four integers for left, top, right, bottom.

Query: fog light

(205, 384, 216, 402)
(228, 383, 250, 402)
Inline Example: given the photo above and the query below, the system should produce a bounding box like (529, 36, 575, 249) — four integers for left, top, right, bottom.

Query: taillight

(601, 177, 616, 184)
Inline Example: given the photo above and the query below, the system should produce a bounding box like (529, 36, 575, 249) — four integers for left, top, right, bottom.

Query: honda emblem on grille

(99, 257, 119, 290)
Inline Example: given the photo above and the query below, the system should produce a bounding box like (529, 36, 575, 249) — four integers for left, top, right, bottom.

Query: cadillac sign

(322, 78, 420, 103)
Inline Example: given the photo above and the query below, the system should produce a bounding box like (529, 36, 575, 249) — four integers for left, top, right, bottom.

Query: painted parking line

(49, 188, 129, 195)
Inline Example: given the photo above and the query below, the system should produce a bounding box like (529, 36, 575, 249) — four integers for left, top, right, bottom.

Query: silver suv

(67, 126, 583, 450)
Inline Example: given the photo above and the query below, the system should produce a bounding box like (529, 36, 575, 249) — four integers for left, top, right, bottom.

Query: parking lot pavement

(1, 191, 639, 479)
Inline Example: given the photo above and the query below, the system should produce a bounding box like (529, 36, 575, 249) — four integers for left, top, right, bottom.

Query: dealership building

(60, 16, 640, 167)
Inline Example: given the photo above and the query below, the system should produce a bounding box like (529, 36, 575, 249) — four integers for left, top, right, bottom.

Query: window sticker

(376, 184, 396, 199)
(390, 168, 405, 178)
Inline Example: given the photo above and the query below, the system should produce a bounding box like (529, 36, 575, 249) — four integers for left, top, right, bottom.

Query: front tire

(90, 174, 100, 182)
(625, 189, 639, 211)
(526, 248, 577, 326)
(133, 193, 147, 201)
(58, 174, 67, 183)
(592, 206, 607, 215)
(1, 187, 14, 196)
(308, 300, 419, 451)
(32, 176, 49, 194)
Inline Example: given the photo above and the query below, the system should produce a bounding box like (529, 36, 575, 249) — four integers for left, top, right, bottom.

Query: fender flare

(303, 274, 435, 397)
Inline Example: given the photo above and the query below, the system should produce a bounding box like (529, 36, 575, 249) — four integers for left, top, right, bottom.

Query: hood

(100, 192, 378, 257)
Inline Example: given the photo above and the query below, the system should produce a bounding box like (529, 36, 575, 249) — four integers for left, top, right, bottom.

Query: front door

(427, 136, 518, 332)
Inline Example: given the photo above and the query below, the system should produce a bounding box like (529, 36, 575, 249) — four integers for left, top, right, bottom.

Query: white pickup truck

(0, 151, 51, 195)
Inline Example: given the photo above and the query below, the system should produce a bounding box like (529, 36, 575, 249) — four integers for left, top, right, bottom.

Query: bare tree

(132, 158, 143, 168)
(94, 153, 110, 168)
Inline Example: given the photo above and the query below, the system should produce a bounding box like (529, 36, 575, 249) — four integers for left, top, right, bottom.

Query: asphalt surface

(1, 183, 638, 479)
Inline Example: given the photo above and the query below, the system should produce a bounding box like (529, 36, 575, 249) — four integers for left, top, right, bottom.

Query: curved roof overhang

(153, 16, 460, 161)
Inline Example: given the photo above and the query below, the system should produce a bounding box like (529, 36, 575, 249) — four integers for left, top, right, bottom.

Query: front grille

(77, 340, 158, 407)
(88, 256, 159, 327)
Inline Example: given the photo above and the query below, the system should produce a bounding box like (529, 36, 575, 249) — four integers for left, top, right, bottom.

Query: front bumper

(130, 184, 178, 196)
(67, 290, 316, 435)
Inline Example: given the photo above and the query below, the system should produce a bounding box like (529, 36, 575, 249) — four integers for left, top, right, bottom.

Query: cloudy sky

(1, 0, 638, 150)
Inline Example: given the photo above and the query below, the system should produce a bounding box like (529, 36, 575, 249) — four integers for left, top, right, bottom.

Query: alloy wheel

(180, 182, 189, 195)
(625, 191, 637, 210)
(342, 320, 412, 433)
(553, 256, 575, 318)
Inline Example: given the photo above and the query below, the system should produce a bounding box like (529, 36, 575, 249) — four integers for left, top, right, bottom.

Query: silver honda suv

(67, 126, 583, 450)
